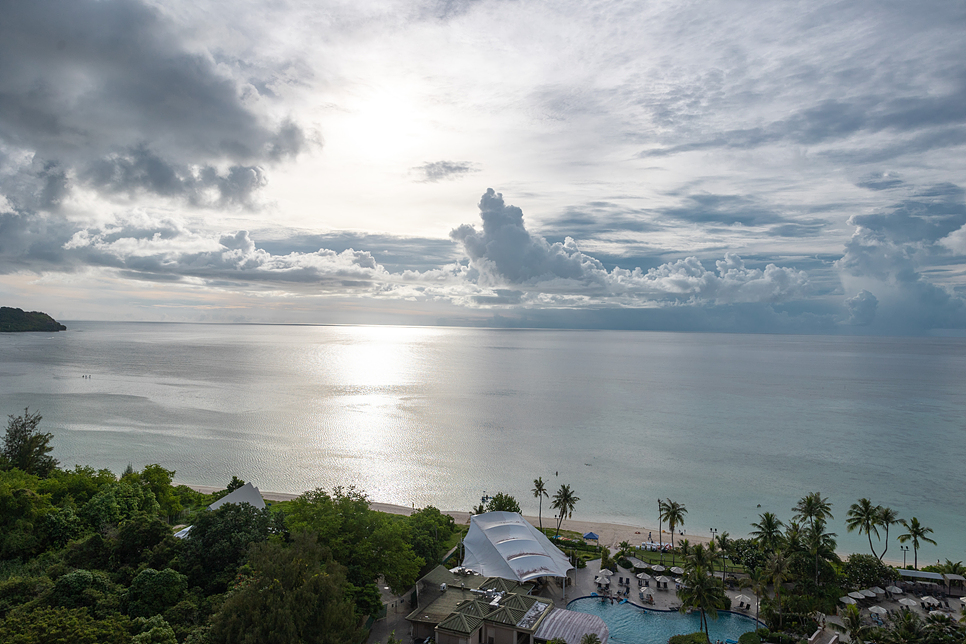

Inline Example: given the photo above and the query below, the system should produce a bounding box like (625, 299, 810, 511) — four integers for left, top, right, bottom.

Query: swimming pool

(568, 597, 760, 643)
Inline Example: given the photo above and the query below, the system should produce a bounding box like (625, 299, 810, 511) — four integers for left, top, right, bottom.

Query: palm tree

(749, 512, 784, 553)
(532, 477, 548, 531)
(846, 498, 882, 558)
(677, 565, 725, 643)
(551, 484, 579, 537)
(829, 604, 873, 644)
(792, 492, 833, 530)
(897, 517, 936, 569)
(678, 538, 692, 561)
(877, 506, 899, 562)
(687, 543, 716, 573)
(887, 608, 925, 643)
(801, 517, 839, 586)
(715, 531, 731, 578)
(739, 567, 768, 624)
(766, 550, 791, 628)
(659, 499, 687, 562)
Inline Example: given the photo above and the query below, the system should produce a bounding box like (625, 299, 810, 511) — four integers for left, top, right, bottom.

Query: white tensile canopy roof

(461, 511, 574, 582)
(208, 482, 265, 510)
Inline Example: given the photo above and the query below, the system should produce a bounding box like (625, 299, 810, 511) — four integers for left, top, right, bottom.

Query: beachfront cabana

(461, 511, 574, 591)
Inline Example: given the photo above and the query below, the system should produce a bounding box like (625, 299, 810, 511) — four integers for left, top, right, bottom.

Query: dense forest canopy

(0, 409, 456, 643)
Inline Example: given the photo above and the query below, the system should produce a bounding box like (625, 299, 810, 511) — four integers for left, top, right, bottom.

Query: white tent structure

(208, 482, 265, 510)
(461, 512, 574, 594)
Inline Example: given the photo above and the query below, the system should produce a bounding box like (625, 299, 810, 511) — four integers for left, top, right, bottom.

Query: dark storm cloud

(0, 0, 304, 205)
(412, 161, 480, 183)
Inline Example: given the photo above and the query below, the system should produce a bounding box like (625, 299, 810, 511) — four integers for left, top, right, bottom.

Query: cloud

(412, 161, 480, 183)
(836, 182, 966, 331)
(451, 189, 810, 305)
(0, 0, 304, 208)
(845, 290, 878, 326)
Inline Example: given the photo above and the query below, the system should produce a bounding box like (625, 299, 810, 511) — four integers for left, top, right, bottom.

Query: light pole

(658, 498, 663, 548)
(901, 545, 909, 568)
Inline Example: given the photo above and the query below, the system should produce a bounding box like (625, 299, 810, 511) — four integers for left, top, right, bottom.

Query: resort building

(405, 512, 606, 644)
(405, 566, 608, 644)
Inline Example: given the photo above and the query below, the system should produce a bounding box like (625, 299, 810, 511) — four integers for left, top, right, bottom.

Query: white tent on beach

(461, 511, 574, 586)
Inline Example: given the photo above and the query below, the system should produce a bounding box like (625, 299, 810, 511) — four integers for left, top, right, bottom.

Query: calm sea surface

(1, 322, 964, 563)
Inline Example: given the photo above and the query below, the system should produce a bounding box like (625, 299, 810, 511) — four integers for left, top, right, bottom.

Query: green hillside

(0, 307, 67, 332)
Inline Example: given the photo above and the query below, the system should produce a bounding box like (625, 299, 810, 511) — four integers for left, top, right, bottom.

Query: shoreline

(186, 485, 908, 568)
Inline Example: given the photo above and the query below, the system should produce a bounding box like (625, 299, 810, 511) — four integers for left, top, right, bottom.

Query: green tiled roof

(438, 611, 483, 635)
(485, 606, 526, 626)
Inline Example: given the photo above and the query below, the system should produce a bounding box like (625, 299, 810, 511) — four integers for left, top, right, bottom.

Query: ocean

(1, 322, 964, 564)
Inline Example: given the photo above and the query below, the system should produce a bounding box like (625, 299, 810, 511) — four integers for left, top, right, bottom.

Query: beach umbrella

(861, 589, 877, 598)
(599, 569, 614, 577)
(898, 598, 918, 607)
(670, 566, 684, 574)
(734, 594, 754, 604)
(869, 606, 888, 614)
(840, 597, 857, 605)
(655, 575, 672, 583)
(651, 565, 666, 572)
(922, 596, 939, 604)
(584, 532, 600, 541)
(929, 610, 946, 616)
(870, 586, 886, 595)
(886, 586, 903, 594)
(636, 572, 652, 580)
(848, 591, 865, 600)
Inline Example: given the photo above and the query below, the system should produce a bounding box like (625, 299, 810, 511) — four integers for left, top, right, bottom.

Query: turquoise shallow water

(1, 322, 964, 563)
(568, 598, 759, 643)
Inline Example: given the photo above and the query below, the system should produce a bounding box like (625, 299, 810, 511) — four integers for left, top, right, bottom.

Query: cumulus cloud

(845, 290, 878, 326)
(836, 182, 966, 331)
(451, 189, 809, 305)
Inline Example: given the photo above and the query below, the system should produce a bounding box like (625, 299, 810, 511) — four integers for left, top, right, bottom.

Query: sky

(1, 0, 965, 335)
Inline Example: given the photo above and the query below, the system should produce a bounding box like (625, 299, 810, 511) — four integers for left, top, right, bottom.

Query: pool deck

(534, 558, 765, 623)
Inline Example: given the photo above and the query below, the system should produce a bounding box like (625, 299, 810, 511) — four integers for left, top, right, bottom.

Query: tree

(750, 512, 784, 553)
(285, 486, 421, 611)
(580, 635, 602, 644)
(226, 476, 246, 492)
(485, 492, 521, 513)
(897, 517, 936, 569)
(208, 533, 365, 644)
(801, 517, 838, 586)
(846, 498, 882, 558)
(182, 502, 282, 593)
(877, 506, 900, 562)
(532, 477, 549, 531)
(550, 484, 579, 537)
(677, 562, 725, 643)
(659, 499, 687, 561)
(766, 550, 791, 629)
(408, 506, 455, 565)
(792, 492, 832, 530)
(715, 532, 731, 578)
(739, 567, 768, 624)
(126, 568, 187, 618)
(2, 408, 57, 478)
(829, 604, 873, 644)
(0, 606, 131, 644)
(139, 464, 182, 519)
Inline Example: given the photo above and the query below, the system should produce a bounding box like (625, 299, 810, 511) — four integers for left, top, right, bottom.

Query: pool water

(568, 597, 759, 643)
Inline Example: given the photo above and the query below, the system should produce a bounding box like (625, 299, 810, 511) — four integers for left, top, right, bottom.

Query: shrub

(126, 568, 187, 618)
(669, 633, 708, 644)
(842, 553, 894, 588)
(738, 632, 761, 644)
